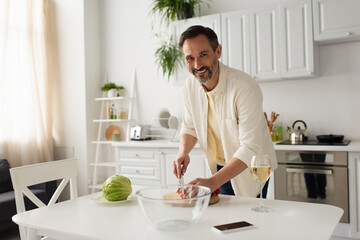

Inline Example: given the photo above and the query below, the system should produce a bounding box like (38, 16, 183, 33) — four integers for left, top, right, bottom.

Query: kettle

(287, 120, 307, 143)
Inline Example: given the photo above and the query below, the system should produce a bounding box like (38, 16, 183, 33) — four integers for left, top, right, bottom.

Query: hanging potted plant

(151, 0, 211, 25)
(154, 35, 184, 82)
(101, 83, 125, 97)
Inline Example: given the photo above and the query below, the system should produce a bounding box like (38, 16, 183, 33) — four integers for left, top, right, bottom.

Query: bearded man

(172, 25, 278, 197)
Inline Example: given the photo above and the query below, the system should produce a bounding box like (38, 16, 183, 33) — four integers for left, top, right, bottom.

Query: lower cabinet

(349, 152, 360, 238)
(160, 148, 210, 185)
(114, 146, 209, 187)
(115, 147, 161, 186)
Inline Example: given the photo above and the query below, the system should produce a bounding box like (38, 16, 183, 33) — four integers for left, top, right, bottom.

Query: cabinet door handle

(135, 154, 140, 157)
(346, 31, 352, 36)
(160, 151, 164, 155)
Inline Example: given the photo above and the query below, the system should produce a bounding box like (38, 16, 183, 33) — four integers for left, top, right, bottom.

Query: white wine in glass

(249, 153, 272, 212)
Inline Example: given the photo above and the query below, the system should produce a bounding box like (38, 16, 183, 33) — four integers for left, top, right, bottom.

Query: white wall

(100, 0, 185, 122)
(99, 0, 360, 141)
(84, 0, 102, 193)
(260, 42, 360, 140)
(52, 0, 360, 194)
(52, 0, 88, 196)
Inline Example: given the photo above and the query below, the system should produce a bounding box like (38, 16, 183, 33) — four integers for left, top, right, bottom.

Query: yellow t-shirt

(206, 89, 225, 166)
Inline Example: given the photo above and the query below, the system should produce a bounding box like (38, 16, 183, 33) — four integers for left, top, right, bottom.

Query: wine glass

(249, 153, 272, 213)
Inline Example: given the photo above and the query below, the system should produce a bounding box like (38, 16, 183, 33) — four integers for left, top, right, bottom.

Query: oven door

(274, 164, 349, 223)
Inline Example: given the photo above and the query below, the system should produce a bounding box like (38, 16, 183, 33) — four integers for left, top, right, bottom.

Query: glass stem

(259, 183, 263, 208)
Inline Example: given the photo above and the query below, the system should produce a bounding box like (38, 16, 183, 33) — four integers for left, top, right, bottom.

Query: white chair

(10, 158, 78, 240)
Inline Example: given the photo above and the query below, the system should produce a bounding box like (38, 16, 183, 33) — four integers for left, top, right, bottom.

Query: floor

(0, 227, 20, 240)
(0, 226, 356, 240)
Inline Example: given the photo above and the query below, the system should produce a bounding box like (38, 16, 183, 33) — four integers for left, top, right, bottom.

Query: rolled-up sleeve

(233, 85, 266, 166)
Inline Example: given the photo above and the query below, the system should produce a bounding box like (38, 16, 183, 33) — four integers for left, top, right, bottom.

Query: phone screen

(213, 221, 253, 232)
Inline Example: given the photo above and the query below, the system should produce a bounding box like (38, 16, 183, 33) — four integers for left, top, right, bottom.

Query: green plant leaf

(151, 0, 212, 25)
(101, 82, 125, 91)
(154, 36, 184, 82)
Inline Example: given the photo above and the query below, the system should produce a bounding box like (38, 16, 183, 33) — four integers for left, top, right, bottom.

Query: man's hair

(179, 25, 219, 52)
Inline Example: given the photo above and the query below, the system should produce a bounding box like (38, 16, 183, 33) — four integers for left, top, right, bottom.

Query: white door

(249, 5, 281, 81)
(279, 0, 317, 78)
(221, 10, 251, 75)
(171, 14, 221, 85)
(161, 148, 209, 185)
(313, 0, 360, 43)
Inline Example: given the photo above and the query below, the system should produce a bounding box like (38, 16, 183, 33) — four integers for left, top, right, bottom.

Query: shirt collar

(198, 62, 227, 96)
(216, 62, 227, 96)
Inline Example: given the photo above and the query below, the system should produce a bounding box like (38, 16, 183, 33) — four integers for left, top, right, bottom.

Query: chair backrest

(10, 158, 78, 214)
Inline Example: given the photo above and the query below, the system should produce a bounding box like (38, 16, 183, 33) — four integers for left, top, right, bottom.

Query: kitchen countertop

(274, 140, 360, 151)
(112, 140, 360, 152)
(111, 140, 200, 148)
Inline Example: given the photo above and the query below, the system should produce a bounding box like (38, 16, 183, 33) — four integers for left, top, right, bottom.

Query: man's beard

(191, 59, 219, 84)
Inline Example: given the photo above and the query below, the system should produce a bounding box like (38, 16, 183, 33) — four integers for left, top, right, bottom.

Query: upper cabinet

(249, 5, 281, 80)
(279, 0, 318, 78)
(171, 0, 318, 83)
(313, 0, 360, 44)
(171, 14, 221, 85)
(222, 0, 317, 81)
(221, 10, 251, 75)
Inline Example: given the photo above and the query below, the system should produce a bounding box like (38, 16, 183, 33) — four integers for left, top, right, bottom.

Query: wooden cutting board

(163, 192, 219, 206)
(105, 125, 120, 141)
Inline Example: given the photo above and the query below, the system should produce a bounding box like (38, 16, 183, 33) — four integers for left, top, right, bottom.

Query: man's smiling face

(182, 34, 221, 85)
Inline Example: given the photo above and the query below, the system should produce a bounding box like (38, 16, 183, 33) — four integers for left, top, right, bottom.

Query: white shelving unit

(89, 73, 136, 192)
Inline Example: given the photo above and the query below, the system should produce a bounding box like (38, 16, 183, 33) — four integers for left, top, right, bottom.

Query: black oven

(274, 150, 349, 223)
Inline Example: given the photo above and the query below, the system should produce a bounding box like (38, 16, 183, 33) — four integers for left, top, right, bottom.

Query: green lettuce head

(102, 175, 132, 201)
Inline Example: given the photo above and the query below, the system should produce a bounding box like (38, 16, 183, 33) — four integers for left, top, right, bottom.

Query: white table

(12, 194, 343, 240)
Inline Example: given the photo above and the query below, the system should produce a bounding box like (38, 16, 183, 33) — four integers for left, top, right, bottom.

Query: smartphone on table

(213, 221, 255, 233)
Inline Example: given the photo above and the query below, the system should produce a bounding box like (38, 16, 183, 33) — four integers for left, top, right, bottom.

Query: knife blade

(179, 175, 185, 196)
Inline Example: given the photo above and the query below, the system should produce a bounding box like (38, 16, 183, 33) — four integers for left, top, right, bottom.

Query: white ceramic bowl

(136, 185, 211, 231)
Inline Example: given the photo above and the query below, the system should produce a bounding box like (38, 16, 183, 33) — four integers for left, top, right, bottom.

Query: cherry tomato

(211, 188, 221, 196)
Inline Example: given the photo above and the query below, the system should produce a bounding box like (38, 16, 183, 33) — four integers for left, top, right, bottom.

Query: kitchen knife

(179, 175, 185, 195)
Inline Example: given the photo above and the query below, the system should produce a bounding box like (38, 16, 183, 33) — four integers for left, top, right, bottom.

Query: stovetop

(277, 140, 351, 146)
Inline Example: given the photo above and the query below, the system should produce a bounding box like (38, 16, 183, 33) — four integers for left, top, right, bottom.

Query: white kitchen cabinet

(111, 144, 209, 188)
(161, 148, 210, 184)
(221, 10, 251, 75)
(224, 0, 317, 80)
(171, 14, 221, 85)
(249, 5, 281, 81)
(171, 0, 318, 83)
(115, 148, 162, 186)
(349, 152, 360, 238)
(313, 0, 360, 44)
(279, 0, 319, 78)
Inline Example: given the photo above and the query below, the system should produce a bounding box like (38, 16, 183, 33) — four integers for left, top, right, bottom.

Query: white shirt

(181, 62, 278, 197)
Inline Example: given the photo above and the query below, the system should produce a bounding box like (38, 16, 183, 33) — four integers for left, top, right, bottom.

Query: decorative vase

(117, 89, 125, 97)
(177, 2, 193, 20)
(107, 89, 117, 98)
